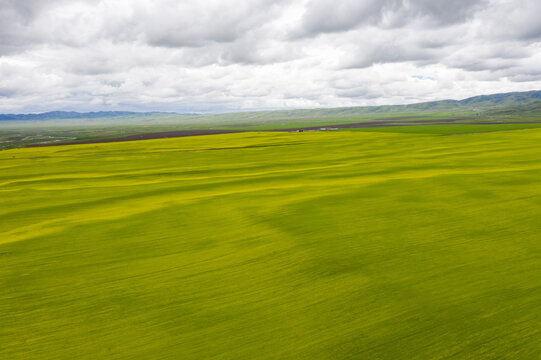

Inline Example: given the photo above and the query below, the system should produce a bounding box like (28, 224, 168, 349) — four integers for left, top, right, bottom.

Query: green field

(346, 123, 541, 135)
(2, 128, 541, 359)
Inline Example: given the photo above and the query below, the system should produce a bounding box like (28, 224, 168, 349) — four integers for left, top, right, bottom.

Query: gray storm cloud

(0, 0, 540, 113)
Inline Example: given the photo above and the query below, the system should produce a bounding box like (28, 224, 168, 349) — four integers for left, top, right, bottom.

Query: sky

(1, 0, 541, 113)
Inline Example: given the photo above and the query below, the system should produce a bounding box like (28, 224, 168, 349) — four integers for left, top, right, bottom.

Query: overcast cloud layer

(1, 0, 541, 113)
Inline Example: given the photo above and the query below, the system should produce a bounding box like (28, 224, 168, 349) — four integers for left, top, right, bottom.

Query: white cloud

(0, 0, 540, 113)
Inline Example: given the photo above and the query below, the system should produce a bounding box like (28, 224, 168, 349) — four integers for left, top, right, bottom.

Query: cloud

(0, 0, 540, 113)
(137, 0, 286, 48)
(298, 0, 488, 37)
(0, 0, 96, 54)
(476, 1, 541, 41)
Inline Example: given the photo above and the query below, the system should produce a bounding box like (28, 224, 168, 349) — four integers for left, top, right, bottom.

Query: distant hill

(194, 90, 541, 123)
(485, 99, 541, 116)
(1, 90, 539, 125)
(0, 111, 187, 121)
(454, 90, 541, 107)
(397, 90, 541, 112)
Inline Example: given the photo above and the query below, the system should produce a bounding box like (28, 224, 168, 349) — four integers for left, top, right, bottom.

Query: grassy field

(346, 123, 541, 135)
(1, 128, 541, 359)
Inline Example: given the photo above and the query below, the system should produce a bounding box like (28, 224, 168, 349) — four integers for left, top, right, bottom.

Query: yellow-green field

(1, 129, 541, 359)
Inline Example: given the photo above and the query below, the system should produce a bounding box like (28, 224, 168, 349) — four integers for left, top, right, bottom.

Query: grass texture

(1, 129, 541, 359)
(346, 123, 541, 134)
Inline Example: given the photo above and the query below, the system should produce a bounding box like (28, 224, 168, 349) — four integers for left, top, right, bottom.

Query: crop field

(1, 128, 541, 359)
(348, 123, 541, 135)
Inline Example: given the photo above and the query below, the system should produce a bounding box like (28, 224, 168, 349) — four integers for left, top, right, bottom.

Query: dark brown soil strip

(26, 129, 247, 147)
(373, 116, 430, 120)
(272, 118, 467, 131)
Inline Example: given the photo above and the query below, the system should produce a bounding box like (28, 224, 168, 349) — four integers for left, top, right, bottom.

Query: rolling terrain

(2, 127, 541, 359)
(1, 90, 541, 150)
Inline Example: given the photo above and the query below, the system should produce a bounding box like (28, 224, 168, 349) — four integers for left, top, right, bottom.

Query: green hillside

(2, 90, 541, 151)
(1, 90, 540, 128)
(485, 100, 541, 116)
(2, 128, 541, 359)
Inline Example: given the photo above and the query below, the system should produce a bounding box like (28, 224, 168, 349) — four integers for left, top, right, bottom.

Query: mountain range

(1, 90, 540, 122)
